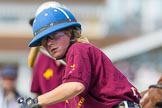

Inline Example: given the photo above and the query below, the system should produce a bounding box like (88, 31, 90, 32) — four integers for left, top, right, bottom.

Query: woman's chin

(54, 54, 64, 60)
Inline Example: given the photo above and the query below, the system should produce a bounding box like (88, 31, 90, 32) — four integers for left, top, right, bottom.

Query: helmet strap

(69, 28, 75, 44)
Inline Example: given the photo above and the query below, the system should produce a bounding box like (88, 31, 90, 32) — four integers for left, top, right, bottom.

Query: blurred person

(28, 1, 67, 108)
(20, 5, 141, 108)
(0, 65, 21, 108)
(31, 51, 66, 108)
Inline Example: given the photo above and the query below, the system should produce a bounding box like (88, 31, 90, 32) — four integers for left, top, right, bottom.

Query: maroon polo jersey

(63, 43, 141, 108)
(31, 52, 65, 108)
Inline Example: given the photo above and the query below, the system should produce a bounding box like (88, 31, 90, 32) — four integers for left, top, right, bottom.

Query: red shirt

(31, 52, 66, 108)
(63, 43, 140, 108)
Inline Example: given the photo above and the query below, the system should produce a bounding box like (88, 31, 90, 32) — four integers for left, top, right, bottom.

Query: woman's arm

(37, 82, 85, 107)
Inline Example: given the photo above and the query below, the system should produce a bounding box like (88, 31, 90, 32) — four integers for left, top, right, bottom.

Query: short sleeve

(63, 44, 92, 93)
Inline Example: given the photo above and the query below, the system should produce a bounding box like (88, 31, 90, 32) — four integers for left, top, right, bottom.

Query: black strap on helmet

(34, 19, 77, 36)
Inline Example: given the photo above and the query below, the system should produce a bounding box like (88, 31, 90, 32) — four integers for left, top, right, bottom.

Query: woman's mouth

(51, 48, 57, 53)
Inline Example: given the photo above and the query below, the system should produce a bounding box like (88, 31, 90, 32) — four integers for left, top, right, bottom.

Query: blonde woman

(20, 6, 141, 108)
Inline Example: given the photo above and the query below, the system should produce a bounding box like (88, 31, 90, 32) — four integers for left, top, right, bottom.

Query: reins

(149, 84, 162, 89)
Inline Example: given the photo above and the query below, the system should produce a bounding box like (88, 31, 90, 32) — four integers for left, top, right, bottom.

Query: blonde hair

(65, 27, 89, 43)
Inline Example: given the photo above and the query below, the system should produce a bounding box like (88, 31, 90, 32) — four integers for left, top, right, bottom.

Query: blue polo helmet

(28, 7, 81, 47)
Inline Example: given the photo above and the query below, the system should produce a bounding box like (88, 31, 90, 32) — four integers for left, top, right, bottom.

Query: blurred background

(0, 0, 162, 97)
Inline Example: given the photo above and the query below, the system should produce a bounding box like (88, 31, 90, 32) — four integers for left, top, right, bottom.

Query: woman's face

(42, 30, 71, 59)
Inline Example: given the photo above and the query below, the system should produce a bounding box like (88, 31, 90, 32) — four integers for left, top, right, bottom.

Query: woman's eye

(47, 32, 65, 41)
(48, 35, 55, 40)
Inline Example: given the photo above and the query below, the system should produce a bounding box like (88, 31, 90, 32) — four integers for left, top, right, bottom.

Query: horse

(140, 75, 162, 108)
